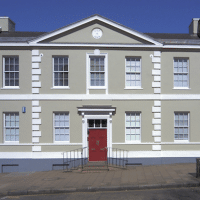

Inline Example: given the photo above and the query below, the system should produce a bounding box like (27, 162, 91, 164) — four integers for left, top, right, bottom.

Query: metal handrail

(107, 147, 128, 168)
(63, 147, 88, 170)
(63, 146, 128, 171)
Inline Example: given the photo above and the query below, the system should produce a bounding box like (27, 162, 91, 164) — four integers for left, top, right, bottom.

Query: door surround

(77, 105, 116, 159)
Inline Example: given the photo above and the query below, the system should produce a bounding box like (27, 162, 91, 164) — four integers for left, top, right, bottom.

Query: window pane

(54, 113, 69, 141)
(4, 113, 19, 141)
(89, 120, 94, 127)
(126, 58, 141, 88)
(5, 65, 9, 71)
(126, 113, 140, 141)
(174, 58, 189, 88)
(54, 65, 58, 71)
(102, 120, 107, 127)
(130, 135, 135, 140)
(90, 57, 105, 87)
(174, 113, 189, 140)
(135, 135, 140, 141)
(126, 135, 131, 141)
(95, 120, 100, 127)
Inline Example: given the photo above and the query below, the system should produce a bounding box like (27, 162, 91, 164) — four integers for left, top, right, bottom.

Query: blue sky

(0, 0, 199, 33)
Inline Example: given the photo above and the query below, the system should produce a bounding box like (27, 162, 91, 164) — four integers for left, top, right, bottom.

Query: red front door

(88, 129, 107, 161)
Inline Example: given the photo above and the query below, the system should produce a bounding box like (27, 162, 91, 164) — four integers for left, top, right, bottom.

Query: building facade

(0, 15, 200, 172)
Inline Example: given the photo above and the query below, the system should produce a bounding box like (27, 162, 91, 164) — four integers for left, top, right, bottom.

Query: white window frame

(174, 112, 189, 142)
(53, 112, 70, 143)
(3, 56, 19, 89)
(4, 112, 19, 143)
(125, 57, 142, 89)
(52, 56, 69, 89)
(86, 53, 108, 94)
(173, 58, 189, 89)
(125, 112, 141, 143)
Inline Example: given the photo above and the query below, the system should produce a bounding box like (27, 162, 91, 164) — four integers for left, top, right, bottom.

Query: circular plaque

(92, 28, 103, 39)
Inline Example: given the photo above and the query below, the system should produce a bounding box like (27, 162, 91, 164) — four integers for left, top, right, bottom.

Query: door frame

(81, 114, 112, 159)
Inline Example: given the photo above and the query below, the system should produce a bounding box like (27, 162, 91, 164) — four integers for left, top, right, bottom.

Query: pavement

(0, 163, 200, 196)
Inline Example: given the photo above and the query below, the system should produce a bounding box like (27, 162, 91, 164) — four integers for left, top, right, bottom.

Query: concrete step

(82, 161, 109, 171)
(82, 167, 109, 171)
(85, 161, 107, 167)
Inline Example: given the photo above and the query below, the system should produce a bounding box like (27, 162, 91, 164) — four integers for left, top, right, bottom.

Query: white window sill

(89, 87, 106, 90)
(174, 140, 189, 143)
(54, 141, 70, 143)
(4, 141, 19, 144)
(1, 87, 20, 90)
(51, 87, 70, 89)
(173, 87, 190, 90)
(125, 141, 141, 144)
(124, 87, 143, 90)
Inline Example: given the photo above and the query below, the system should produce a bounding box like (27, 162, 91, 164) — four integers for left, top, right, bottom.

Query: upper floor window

(125, 112, 141, 142)
(3, 57, 19, 88)
(125, 57, 141, 88)
(90, 56, 105, 86)
(4, 112, 19, 142)
(174, 58, 189, 88)
(53, 112, 69, 142)
(53, 57, 68, 87)
(174, 112, 189, 141)
(87, 52, 108, 94)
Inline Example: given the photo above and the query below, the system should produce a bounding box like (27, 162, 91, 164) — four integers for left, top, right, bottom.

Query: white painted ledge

(32, 125, 39, 131)
(152, 144, 161, 151)
(154, 51, 161, 57)
(152, 107, 161, 113)
(32, 131, 41, 137)
(32, 119, 41, 125)
(154, 88, 161, 94)
(32, 56, 41, 63)
(154, 125, 161, 131)
(32, 107, 41, 113)
(152, 118, 161, 125)
(32, 101, 39, 106)
(154, 101, 161, 107)
(32, 82, 41, 88)
(154, 76, 161, 82)
(32, 146, 41, 152)
(154, 113, 161, 119)
(152, 57, 161, 63)
(32, 63, 39, 68)
(154, 137, 161, 143)
(152, 131, 161, 136)
(32, 69, 41, 75)
(32, 50, 39, 56)
(32, 137, 39, 143)
(32, 75, 39, 81)
(152, 69, 161, 75)
(32, 113, 40, 119)
(152, 82, 161, 88)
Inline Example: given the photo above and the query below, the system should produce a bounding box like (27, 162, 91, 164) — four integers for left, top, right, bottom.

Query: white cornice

(1, 94, 200, 100)
(1, 43, 200, 49)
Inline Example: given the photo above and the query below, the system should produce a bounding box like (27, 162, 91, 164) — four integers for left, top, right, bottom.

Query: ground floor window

(4, 112, 19, 142)
(125, 112, 141, 142)
(174, 112, 189, 141)
(54, 112, 69, 141)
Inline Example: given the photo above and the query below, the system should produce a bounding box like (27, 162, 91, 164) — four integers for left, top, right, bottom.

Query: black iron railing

(63, 147, 88, 171)
(62, 146, 128, 171)
(107, 147, 128, 168)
